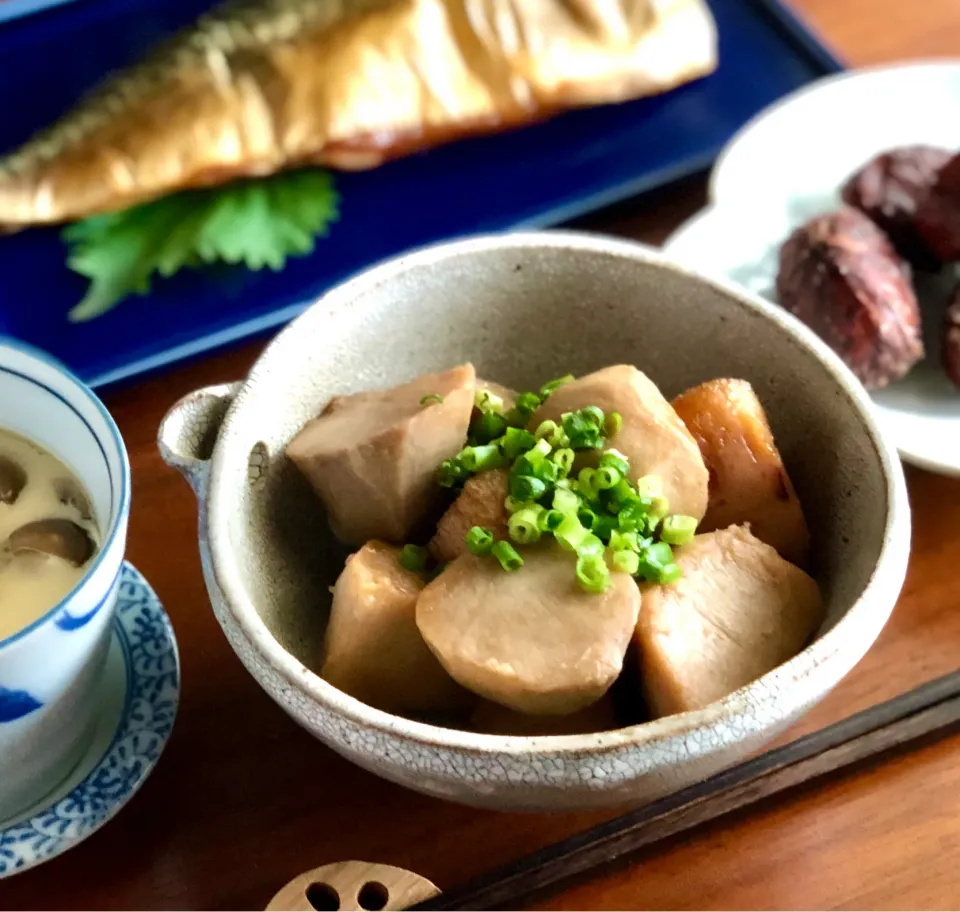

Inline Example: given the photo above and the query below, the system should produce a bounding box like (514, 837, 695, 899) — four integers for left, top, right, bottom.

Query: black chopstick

(412, 669, 960, 910)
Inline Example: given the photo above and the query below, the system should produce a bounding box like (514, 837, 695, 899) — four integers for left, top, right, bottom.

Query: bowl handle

(157, 381, 241, 499)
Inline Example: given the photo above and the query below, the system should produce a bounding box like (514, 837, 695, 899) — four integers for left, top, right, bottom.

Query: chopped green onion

(420, 393, 444, 407)
(660, 514, 698, 546)
(470, 410, 507, 444)
(554, 513, 591, 552)
(647, 496, 670, 523)
(399, 544, 428, 572)
(577, 505, 597, 530)
(612, 549, 640, 575)
(538, 509, 564, 532)
(604, 411, 622, 437)
(577, 467, 597, 497)
(540, 374, 574, 398)
(504, 495, 530, 514)
(659, 563, 683, 584)
(535, 460, 560, 485)
(508, 506, 543, 544)
(531, 438, 552, 460)
(465, 526, 494, 555)
(647, 541, 674, 566)
(474, 389, 504, 413)
(534, 420, 560, 440)
(515, 391, 542, 414)
(599, 449, 630, 475)
(576, 553, 610, 593)
(510, 474, 547, 502)
(617, 500, 651, 532)
(438, 459, 468, 487)
(591, 514, 618, 542)
(492, 540, 524, 572)
(577, 533, 605, 557)
(553, 487, 580, 515)
(581, 405, 605, 429)
(550, 447, 575, 476)
(459, 444, 503, 473)
(593, 465, 621, 490)
(501, 427, 537, 460)
(610, 530, 640, 552)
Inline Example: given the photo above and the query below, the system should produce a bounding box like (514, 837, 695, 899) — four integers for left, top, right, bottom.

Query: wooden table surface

(4, 1, 960, 908)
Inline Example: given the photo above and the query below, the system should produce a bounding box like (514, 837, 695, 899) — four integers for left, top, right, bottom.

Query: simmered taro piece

(9, 518, 96, 566)
(841, 145, 951, 268)
(917, 153, 960, 262)
(0, 454, 26, 505)
(946, 288, 960, 389)
(776, 206, 924, 388)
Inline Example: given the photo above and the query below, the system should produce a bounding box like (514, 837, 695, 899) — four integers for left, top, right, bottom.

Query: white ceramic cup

(0, 340, 130, 821)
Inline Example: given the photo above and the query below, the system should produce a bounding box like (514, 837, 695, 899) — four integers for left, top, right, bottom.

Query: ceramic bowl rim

(205, 230, 911, 756)
(0, 337, 131, 651)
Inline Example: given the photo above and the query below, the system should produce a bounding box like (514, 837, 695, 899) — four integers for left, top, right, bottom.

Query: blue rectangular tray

(0, 0, 843, 389)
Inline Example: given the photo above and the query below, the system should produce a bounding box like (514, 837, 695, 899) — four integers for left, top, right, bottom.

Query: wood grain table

(3, 1, 960, 908)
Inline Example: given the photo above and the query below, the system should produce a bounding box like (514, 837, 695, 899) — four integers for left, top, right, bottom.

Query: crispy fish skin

(0, 0, 717, 228)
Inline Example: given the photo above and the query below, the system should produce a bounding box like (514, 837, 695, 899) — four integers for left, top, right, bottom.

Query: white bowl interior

(208, 234, 893, 727)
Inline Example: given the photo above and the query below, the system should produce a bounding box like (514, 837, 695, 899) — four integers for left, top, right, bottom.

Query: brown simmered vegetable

(946, 290, 960, 389)
(0, 454, 26, 505)
(9, 518, 96, 566)
(776, 206, 924, 388)
(917, 152, 960, 261)
(285, 364, 476, 546)
(672, 379, 810, 568)
(635, 525, 824, 718)
(321, 541, 469, 715)
(416, 547, 641, 715)
(841, 145, 951, 268)
(429, 469, 510, 564)
(53, 477, 93, 521)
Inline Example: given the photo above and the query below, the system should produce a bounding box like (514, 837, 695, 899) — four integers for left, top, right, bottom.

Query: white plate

(0, 562, 179, 877)
(663, 60, 960, 476)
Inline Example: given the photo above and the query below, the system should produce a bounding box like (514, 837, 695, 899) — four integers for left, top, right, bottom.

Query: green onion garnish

(612, 549, 639, 575)
(534, 419, 560, 440)
(508, 506, 543, 544)
(492, 540, 524, 572)
(581, 405, 605, 429)
(553, 487, 580, 515)
(399, 544, 428, 572)
(475, 389, 504, 413)
(515, 391, 542, 414)
(510, 474, 547, 502)
(604, 411, 622, 437)
(577, 505, 597, 529)
(599, 449, 630, 474)
(576, 553, 610, 593)
(504, 495, 528, 514)
(593, 465, 621, 490)
(659, 563, 683, 584)
(465, 526, 494, 556)
(538, 509, 564, 532)
(470, 410, 507, 444)
(501, 427, 537, 460)
(438, 459, 468, 488)
(591, 514, 618, 542)
(610, 529, 640, 552)
(550, 447, 575, 476)
(660, 514, 698, 546)
(420, 393, 444, 407)
(554, 513, 591, 552)
(635, 475, 663, 499)
(540, 374, 574, 398)
(458, 444, 503, 473)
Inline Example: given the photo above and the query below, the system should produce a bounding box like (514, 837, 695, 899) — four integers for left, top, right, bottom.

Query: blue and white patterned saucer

(0, 562, 179, 877)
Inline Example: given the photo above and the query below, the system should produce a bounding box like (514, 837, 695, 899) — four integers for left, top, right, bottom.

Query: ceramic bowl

(158, 232, 910, 812)
(0, 340, 130, 821)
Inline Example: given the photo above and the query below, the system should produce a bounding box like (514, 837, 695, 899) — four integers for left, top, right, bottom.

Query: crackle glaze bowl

(158, 232, 910, 812)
